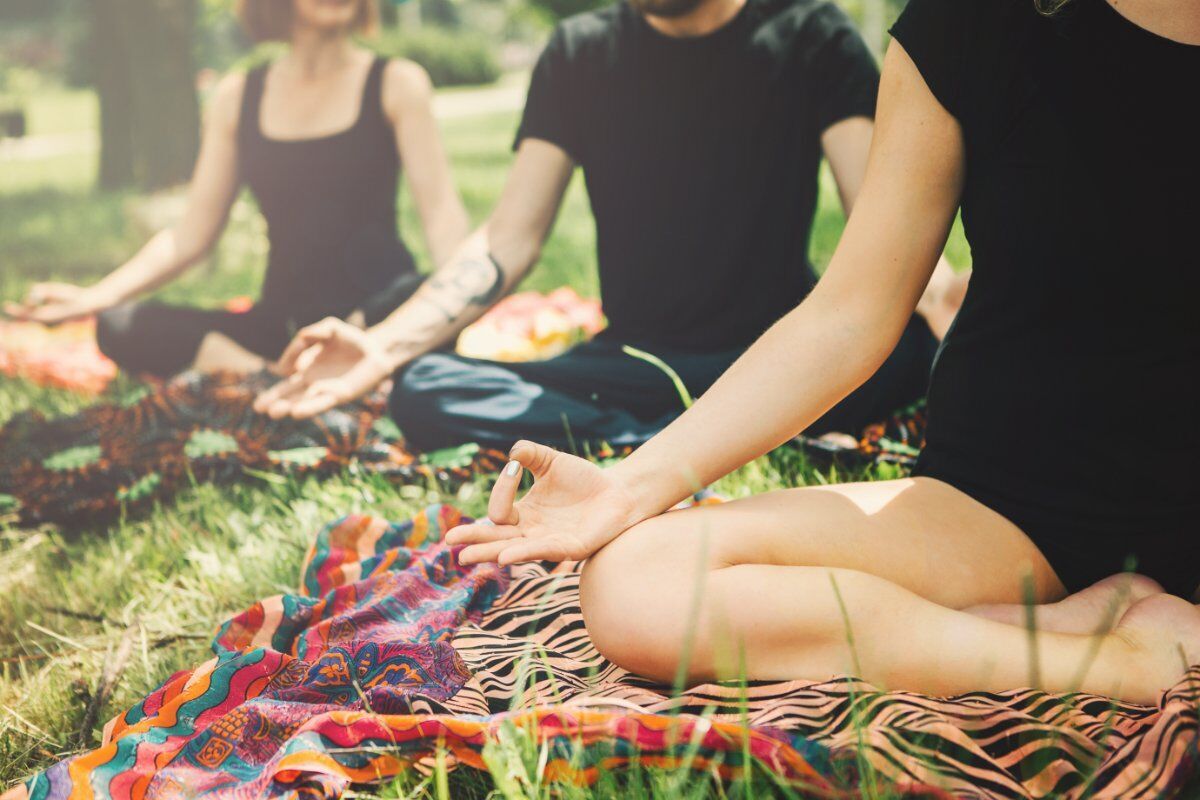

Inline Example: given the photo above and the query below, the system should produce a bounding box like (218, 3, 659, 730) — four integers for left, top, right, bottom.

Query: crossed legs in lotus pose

(578, 478, 1200, 704)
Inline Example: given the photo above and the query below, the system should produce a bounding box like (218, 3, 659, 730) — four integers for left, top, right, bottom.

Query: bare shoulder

(205, 71, 248, 134)
(381, 58, 435, 119)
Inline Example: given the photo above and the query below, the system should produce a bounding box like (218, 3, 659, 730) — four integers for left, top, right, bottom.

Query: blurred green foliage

(377, 26, 502, 86)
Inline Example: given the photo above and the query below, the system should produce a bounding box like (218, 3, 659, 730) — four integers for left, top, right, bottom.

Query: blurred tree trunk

(94, 0, 200, 191)
(94, 0, 135, 188)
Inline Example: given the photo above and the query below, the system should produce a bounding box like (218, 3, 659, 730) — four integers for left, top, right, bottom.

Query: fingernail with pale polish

(504, 461, 521, 476)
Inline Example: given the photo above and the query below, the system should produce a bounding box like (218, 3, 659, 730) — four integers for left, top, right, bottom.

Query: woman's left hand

(446, 440, 646, 566)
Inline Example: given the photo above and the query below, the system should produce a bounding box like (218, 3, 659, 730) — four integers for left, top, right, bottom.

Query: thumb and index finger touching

(486, 439, 558, 524)
(274, 318, 340, 375)
(446, 441, 558, 546)
(253, 319, 344, 416)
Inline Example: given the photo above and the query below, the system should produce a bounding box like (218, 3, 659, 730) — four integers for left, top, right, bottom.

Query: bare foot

(192, 331, 268, 375)
(1102, 593, 1200, 704)
(917, 268, 970, 341)
(966, 573, 1163, 634)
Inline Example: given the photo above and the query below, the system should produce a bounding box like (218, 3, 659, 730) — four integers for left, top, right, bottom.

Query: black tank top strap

(360, 56, 391, 128)
(237, 64, 269, 143)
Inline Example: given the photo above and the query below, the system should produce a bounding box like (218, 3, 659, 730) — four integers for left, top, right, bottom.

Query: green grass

(17, 88, 98, 137)
(0, 87, 965, 796)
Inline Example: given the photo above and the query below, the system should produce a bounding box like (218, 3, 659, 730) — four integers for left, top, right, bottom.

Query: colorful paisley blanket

(0, 372, 506, 525)
(20, 505, 1200, 800)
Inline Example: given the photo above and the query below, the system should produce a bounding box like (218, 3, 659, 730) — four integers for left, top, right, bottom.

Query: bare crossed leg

(579, 478, 1200, 704)
(192, 331, 268, 375)
(966, 573, 1166, 634)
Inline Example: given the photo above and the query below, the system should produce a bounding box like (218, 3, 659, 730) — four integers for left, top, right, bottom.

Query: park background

(0, 0, 970, 794)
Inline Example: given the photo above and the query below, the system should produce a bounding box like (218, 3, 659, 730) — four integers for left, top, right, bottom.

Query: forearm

(367, 224, 537, 366)
(609, 286, 911, 518)
(90, 228, 205, 306)
(423, 199, 472, 269)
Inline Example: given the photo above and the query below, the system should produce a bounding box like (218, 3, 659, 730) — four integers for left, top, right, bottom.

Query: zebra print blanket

(19, 505, 1199, 799)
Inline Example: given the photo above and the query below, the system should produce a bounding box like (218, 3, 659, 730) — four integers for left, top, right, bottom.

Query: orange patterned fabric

(0, 318, 117, 395)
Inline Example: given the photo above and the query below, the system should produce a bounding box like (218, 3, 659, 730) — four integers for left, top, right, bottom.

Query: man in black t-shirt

(258, 0, 966, 451)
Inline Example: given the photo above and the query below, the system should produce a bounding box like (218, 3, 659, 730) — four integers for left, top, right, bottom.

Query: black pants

(95, 273, 426, 378)
(390, 316, 939, 452)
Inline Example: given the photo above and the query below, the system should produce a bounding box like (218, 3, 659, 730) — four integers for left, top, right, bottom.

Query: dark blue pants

(389, 317, 939, 453)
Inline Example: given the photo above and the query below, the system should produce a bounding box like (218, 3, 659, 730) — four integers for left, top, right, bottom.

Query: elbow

(177, 243, 211, 269)
(165, 227, 216, 270)
(793, 286, 912, 373)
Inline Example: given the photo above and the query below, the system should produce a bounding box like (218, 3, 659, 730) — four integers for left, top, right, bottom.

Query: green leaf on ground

(268, 446, 329, 468)
(372, 416, 403, 441)
(422, 442, 481, 470)
(42, 445, 102, 472)
(117, 471, 162, 503)
(879, 438, 921, 457)
(185, 429, 240, 459)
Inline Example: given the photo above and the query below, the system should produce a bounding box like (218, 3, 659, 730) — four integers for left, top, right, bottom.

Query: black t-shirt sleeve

(809, 5, 881, 134)
(889, 0, 973, 119)
(513, 26, 583, 160)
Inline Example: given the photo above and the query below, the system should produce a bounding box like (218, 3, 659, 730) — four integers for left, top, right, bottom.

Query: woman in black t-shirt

(448, 0, 1200, 705)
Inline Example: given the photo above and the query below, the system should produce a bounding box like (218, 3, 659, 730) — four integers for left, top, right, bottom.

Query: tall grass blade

(1021, 572, 1041, 691)
(622, 346, 695, 409)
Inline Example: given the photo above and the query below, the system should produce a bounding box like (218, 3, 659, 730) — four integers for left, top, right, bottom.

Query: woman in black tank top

(9, 0, 468, 377)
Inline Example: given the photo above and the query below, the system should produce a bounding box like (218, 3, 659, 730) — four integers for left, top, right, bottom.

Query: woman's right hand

(4, 282, 113, 325)
(446, 440, 648, 566)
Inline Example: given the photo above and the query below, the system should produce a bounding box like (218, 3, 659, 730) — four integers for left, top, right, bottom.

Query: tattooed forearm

(417, 254, 506, 324)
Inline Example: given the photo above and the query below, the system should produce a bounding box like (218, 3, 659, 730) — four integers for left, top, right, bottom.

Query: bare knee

(192, 332, 264, 375)
(580, 516, 706, 683)
(95, 303, 139, 365)
(1094, 573, 1164, 600)
(580, 513, 757, 684)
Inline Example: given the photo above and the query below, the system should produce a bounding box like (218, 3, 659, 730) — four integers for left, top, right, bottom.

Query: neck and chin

(284, 26, 358, 76)
(635, 0, 748, 38)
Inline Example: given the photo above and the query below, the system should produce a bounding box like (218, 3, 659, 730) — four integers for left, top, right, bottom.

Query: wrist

(86, 283, 124, 311)
(366, 328, 416, 374)
(606, 455, 680, 527)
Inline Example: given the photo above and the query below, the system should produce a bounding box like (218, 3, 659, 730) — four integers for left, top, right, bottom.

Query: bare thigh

(582, 477, 1066, 615)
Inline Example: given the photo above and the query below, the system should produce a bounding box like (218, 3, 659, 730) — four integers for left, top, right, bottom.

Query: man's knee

(388, 353, 475, 450)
